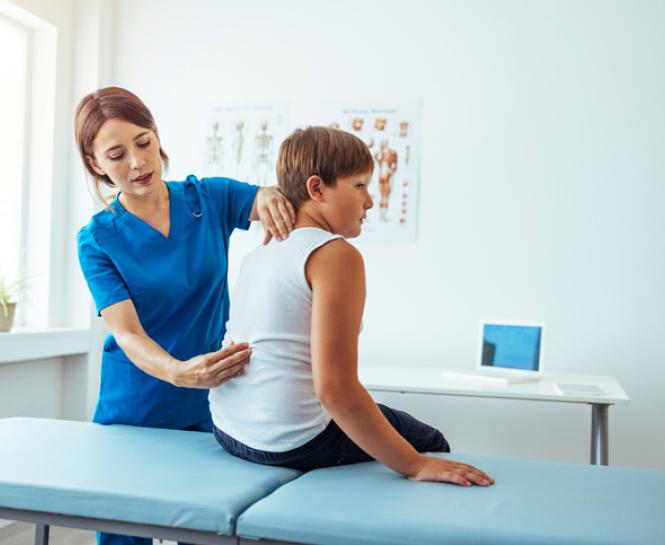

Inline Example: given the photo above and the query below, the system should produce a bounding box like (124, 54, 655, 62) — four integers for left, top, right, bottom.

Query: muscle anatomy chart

(318, 101, 420, 243)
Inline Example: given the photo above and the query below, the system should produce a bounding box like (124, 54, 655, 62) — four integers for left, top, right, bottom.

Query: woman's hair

(74, 87, 169, 207)
(276, 126, 374, 209)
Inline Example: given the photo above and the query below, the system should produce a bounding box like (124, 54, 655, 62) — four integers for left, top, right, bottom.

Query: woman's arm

(101, 299, 250, 388)
(307, 240, 494, 486)
(250, 186, 296, 244)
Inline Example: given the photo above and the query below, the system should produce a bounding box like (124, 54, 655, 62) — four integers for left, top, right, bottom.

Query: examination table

(0, 417, 663, 545)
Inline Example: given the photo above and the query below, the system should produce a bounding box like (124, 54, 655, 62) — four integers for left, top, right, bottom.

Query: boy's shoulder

(307, 237, 364, 281)
(319, 237, 361, 257)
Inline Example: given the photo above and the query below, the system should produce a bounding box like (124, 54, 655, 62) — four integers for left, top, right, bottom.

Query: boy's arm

(307, 240, 494, 486)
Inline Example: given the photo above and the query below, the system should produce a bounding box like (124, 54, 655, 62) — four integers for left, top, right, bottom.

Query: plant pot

(0, 302, 17, 332)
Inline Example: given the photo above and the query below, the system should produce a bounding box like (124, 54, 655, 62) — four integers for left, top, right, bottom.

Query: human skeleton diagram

(374, 139, 398, 221)
(206, 121, 224, 174)
(254, 120, 273, 186)
(232, 121, 245, 178)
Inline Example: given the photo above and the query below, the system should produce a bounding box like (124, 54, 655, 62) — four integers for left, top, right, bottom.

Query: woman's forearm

(115, 331, 251, 389)
(319, 383, 423, 478)
(115, 331, 180, 385)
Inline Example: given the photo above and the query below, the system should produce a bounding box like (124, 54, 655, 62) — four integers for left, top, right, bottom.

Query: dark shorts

(213, 404, 450, 472)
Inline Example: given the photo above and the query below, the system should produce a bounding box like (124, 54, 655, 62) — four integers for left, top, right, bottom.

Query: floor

(0, 523, 177, 545)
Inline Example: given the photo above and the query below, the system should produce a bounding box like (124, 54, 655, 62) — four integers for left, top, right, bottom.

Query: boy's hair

(276, 126, 374, 209)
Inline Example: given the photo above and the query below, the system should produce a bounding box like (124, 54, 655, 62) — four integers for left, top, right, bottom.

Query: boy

(209, 127, 494, 486)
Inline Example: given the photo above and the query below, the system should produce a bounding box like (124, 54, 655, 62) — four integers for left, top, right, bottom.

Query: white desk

(359, 365, 630, 466)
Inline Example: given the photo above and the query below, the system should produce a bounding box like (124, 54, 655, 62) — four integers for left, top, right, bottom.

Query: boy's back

(210, 126, 493, 487)
(209, 227, 341, 452)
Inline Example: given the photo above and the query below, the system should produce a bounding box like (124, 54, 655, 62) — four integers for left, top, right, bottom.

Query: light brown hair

(276, 126, 374, 209)
(74, 87, 169, 208)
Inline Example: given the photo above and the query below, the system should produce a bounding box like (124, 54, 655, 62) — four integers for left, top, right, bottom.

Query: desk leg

(35, 524, 49, 545)
(590, 404, 609, 466)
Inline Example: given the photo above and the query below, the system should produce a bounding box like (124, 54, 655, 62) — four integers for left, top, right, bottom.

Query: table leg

(590, 403, 609, 465)
(35, 524, 49, 545)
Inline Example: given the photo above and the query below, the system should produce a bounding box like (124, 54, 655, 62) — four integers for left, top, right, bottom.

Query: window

(0, 16, 28, 293)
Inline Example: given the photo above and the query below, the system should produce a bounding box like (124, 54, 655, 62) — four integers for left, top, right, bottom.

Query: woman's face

(89, 118, 163, 197)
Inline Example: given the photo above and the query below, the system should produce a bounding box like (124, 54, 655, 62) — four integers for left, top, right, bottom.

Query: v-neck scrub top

(77, 175, 259, 429)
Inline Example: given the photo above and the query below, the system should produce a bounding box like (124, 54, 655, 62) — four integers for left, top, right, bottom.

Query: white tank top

(209, 227, 343, 452)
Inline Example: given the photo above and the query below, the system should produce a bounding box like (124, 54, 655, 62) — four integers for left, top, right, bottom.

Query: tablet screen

(481, 324, 543, 371)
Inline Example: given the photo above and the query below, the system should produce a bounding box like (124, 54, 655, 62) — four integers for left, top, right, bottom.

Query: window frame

(0, 12, 32, 328)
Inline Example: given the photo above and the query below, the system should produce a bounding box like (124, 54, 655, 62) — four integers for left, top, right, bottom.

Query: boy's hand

(409, 455, 495, 487)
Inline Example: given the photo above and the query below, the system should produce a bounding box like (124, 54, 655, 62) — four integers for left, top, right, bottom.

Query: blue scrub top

(77, 175, 259, 430)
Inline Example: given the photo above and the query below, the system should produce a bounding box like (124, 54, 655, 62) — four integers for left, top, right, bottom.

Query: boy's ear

(306, 175, 326, 202)
(87, 154, 106, 176)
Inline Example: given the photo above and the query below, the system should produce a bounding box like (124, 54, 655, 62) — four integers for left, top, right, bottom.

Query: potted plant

(0, 272, 29, 333)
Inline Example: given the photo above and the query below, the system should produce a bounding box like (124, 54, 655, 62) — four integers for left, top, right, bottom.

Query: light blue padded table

(2, 418, 664, 545)
(0, 417, 300, 545)
(237, 452, 665, 545)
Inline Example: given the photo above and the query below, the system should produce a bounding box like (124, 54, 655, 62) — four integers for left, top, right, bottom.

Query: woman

(75, 87, 294, 545)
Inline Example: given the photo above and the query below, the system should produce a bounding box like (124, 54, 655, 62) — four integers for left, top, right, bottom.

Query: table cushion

(237, 452, 665, 545)
(0, 417, 301, 535)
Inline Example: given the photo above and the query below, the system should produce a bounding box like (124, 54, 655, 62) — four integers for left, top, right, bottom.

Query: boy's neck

(293, 204, 334, 234)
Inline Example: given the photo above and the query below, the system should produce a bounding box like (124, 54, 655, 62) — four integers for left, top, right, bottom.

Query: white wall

(105, 0, 662, 468)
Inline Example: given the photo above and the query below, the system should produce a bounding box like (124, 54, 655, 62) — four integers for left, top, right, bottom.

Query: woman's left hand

(254, 186, 296, 244)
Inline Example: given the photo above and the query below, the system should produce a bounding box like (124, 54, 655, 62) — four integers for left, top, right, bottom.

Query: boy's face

(323, 171, 373, 238)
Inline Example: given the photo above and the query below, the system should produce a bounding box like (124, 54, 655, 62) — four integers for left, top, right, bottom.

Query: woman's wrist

(165, 356, 184, 387)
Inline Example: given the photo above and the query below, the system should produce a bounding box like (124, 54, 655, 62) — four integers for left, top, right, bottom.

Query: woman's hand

(253, 186, 296, 245)
(409, 455, 495, 487)
(170, 342, 251, 389)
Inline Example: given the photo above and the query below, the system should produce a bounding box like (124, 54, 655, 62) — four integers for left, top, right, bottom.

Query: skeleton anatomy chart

(204, 103, 289, 188)
(317, 101, 420, 243)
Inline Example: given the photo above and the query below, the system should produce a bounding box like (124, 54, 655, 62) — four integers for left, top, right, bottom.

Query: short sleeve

(77, 227, 131, 316)
(200, 177, 259, 232)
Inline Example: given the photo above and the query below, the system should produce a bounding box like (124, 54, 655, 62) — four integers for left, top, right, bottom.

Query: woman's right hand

(171, 342, 251, 389)
(409, 455, 495, 487)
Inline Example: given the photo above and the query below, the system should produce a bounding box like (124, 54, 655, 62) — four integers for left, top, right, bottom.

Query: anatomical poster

(315, 101, 420, 243)
(203, 103, 289, 188)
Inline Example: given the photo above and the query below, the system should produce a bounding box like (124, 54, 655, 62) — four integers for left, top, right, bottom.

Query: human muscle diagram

(375, 139, 398, 221)
(318, 101, 420, 242)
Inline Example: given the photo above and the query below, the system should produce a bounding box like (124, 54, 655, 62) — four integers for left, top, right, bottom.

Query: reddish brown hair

(276, 126, 374, 209)
(74, 87, 169, 206)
